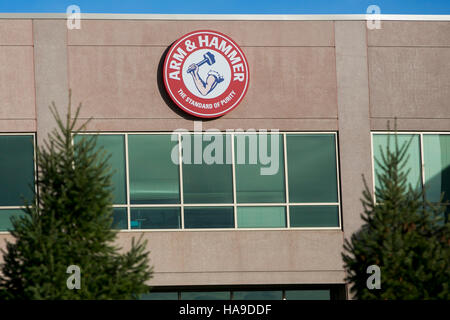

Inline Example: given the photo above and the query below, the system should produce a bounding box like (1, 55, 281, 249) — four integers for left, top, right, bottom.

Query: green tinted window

(234, 134, 285, 203)
(290, 205, 339, 227)
(286, 134, 338, 203)
(130, 207, 180, 229)
(373, 134, 422, 193)
(0, 209, 24, 231)
(75, 135, 127, 204)
(233, 291, 282, 300)
(184, 207, 234, 228)
(237, 206, 286, 228)
(182, 134, 233, 204)
(112, 207, 128, 230)
(128, 135, 180, 204)
(0, 135, 34, 206)
(140, 292, 178, 300)
(423, 134, 450, 203)
(285, 290, 330, 300)
(181, 291, 230, 300)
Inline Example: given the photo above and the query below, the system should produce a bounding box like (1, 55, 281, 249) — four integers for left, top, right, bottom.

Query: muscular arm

(188, 64, 218, 96)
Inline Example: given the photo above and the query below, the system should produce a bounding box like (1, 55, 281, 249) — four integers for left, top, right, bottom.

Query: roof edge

(0, 13, 449, 21)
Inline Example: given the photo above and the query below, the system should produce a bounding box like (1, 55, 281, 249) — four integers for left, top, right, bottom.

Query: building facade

(0, 15, 449, 300)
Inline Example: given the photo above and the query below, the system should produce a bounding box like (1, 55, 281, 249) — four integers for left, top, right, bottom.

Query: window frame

(0, 130, 342, 234)
(53, 131, 341, 232)
(0, 133, 37, 234)
(371, 131, 450, 204)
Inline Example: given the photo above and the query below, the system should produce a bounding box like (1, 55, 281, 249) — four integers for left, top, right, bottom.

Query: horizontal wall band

(0, 13, 449, 21)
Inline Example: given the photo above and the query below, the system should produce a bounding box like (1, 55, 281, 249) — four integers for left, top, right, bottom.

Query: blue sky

(0, 0, 449, 14)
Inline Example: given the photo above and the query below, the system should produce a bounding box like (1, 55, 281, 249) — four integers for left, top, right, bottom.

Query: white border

(1, 13, 450, 21)
(163, 30, 249, 118)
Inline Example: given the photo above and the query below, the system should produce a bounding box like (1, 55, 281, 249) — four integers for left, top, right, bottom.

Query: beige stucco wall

(67, 20, 337, 132)
(0, 20, 35, 132)
(0, 18, 449, 292)
(368, 21, 450, 131)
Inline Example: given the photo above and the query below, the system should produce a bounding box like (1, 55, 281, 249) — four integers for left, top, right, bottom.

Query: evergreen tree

(0, 92, 153, 299)
(342, 133, 450, 299)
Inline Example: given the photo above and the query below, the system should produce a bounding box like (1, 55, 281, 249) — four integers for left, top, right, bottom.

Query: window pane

(75, 135, 126, 204)
(128, 135, 180, 204)
(0, 209, 24, 232)
(182, 134, 233, 203)
(290, 205, 339, 227)
(233, 291, 282, 300)
(0, 135, 34, 206)
(140, 292, 178, 300)
(285, 290, 330, 300)
(181, 291, 230, 300)
(373, 134, 422, 192)
(235, 134, 285, 203)
(112, 207, 127, 230)
(423, 134, 450, 203)
(130, 207, 181, 229)
(286, 134, 338, 203)
(237, 207, 286, 228)
(184, 207, 234, 229)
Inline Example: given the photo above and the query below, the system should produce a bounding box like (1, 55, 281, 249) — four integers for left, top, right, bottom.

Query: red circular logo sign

(163, 30, 249, 118)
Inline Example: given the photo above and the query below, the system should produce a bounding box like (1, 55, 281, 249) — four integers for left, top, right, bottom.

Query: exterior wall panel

(367, 21, 450, 47)
(68, 46, 338, 124)
(68, 20, 335, 47)
(116, 230, 345, 286)
(368, 21, 450, 130)
(369, 47, 450, 119)
(0, 47, 35, 122)
(0, 20, 35, 132)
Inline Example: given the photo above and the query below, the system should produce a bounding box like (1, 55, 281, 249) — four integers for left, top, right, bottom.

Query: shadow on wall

(156, 44, 217, 122)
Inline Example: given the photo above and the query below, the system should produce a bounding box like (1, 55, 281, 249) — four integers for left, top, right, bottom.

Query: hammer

(187, 51, 215, 73)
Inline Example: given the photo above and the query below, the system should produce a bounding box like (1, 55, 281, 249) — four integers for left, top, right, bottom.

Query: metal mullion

(32, 133, 39, 210)
(370, 132, 377, 203)
(101, 226, 341, 233)
(420, 133, 426, 190)
(124, 133, 131, 231)
(288, 202, 340, 206)
(77, 132, 175, 135)
(130, 204, 182, 208)
(231, 133, 237, 229)
(288, 226, 341, 230)
(0, 132, 37, 136)
(178, 133, 185, 229)
(183, 203, 234, 207)
(236, 203, 287, 207)
(334, 132, 342, 229)
(283, 133, 290, 228)
(371, 131, 450, 135)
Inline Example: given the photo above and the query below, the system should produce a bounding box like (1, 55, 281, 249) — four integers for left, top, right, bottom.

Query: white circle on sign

(182, 49, 232, 99)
